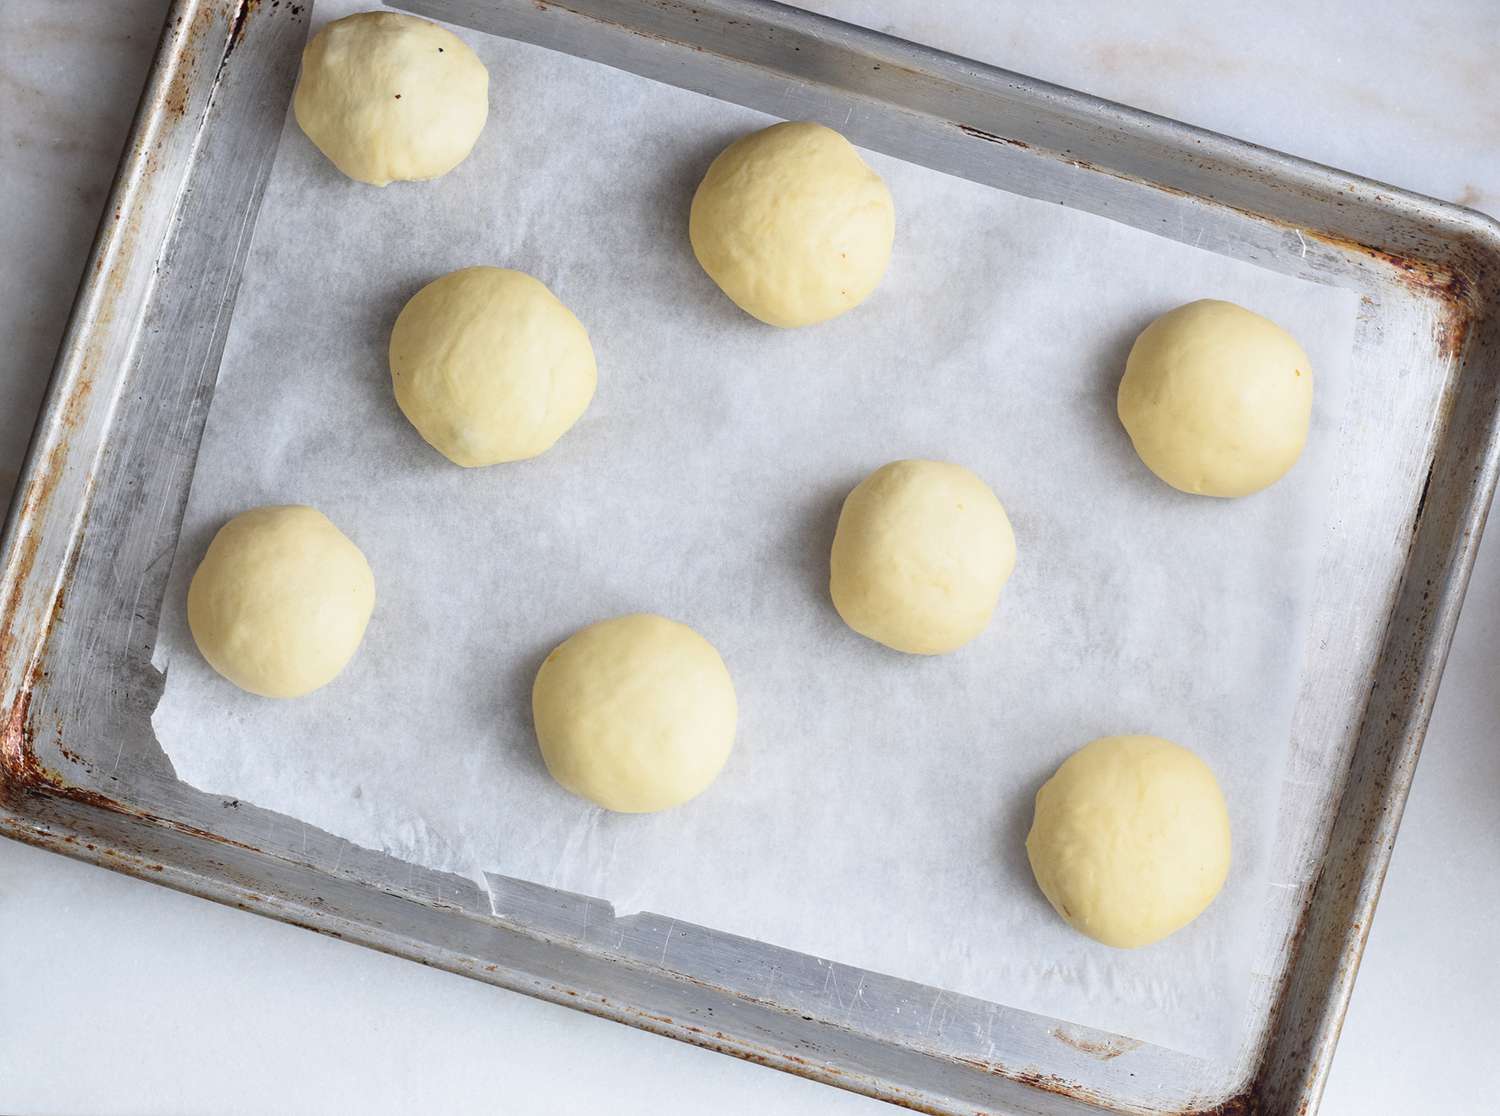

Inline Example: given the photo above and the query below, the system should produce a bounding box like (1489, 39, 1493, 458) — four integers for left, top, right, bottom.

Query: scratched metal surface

(2, 1, 1497, 1113)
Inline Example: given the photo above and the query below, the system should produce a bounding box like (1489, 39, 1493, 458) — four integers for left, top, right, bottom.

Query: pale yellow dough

(1026, 735, 1232, 949)
(1117, 299, 1313, 498)
(389, 267, 597, 467)
(689, 121, 895, 328)
(829, 460, 1016, 655)
(293, 12, 488, 186)
(532, 614, 737, 813)
(187, 506, 376, 699)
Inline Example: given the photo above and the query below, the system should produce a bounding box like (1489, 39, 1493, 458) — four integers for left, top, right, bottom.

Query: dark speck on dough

(394, 93, 402, 99)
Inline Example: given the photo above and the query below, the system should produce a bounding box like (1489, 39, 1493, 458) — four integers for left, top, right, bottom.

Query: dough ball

(389, 267, 597, 467)
(1026, 735, 1232, 948)
(689, 121, 895, 328)
(532, 614, 737, 813)
(293, 12, 488, 186)
(829, 460, 1016, 655)
(1117, 299, 1313, 497)
(187, 506, 375, 699)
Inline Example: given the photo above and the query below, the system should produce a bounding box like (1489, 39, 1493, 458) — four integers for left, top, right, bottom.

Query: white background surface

(1, 1, 1497, 1112)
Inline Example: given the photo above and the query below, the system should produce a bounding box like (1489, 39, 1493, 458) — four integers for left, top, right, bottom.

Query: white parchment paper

(152, 0, 1361, 1059)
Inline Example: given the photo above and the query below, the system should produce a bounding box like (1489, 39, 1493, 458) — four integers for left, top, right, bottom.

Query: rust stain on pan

(526, 988, 965, 1115)
(157, 814, 262, 853)
(1309, 231, 1479, 363)
(622, 1017, 976, 1115)
(954, 124, 1031, 150)
(221, 0, 261, 69)
(926, 1040, 1252, 1113)
(0, 689, 44, 795)
(1047, 1027, 1143, 1061)
(1350, 244, 1473, 303)
(2, 672, 261, 857)
(163, 2, 214, 120)
(169, 0, 258, 120)
(1009, 1069, 1109, 1102)
(0, 434, 72, 668)
(0, 490, 86, 790)
(162, 55, 196, 122)
(60, 375, 96, 434)
(1186, 1098, 1253, 1116)
(951, 1057, 1141, 1111)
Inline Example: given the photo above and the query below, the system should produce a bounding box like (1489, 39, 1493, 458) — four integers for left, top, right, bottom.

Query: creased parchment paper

(151, 0, 1360, 1060)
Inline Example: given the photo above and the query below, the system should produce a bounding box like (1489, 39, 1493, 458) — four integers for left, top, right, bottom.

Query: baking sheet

(150, 0, 1360, 1060)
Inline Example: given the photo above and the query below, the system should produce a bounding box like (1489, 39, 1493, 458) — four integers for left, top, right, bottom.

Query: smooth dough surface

(293, 12, 488, 186)
(532, 614, 737, 813)
(1026, 735, 1232, 949)
(829, 460, 1016, 655)
(1117, 299, 1313, 498)
(689, 121, 895, 328)
(389, 267, 597, 467)
(187, 506, 376, 699)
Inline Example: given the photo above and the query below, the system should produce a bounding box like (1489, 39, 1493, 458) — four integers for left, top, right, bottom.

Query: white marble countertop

(1, 2, 1497, 1112)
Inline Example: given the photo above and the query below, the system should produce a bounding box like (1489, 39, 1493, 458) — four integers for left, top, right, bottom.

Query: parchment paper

(152, 0, 1361, 1060)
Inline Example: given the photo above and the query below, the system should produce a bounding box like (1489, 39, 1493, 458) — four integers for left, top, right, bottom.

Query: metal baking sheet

(151, 0, 1362, 1064)
(2, 2, 1496, 1113)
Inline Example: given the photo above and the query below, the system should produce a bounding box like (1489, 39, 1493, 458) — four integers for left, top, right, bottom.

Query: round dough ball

(1117, 299, 1313, 498)
(689, 121, 895, 328)
(389, 267, 597, 467)
(1026, 735, 1232, 949)
(532, 614, 737, 813)
(293, 12, 488, 186)
(829, 460, 1016, 655)
(187, 506, 376, 699)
